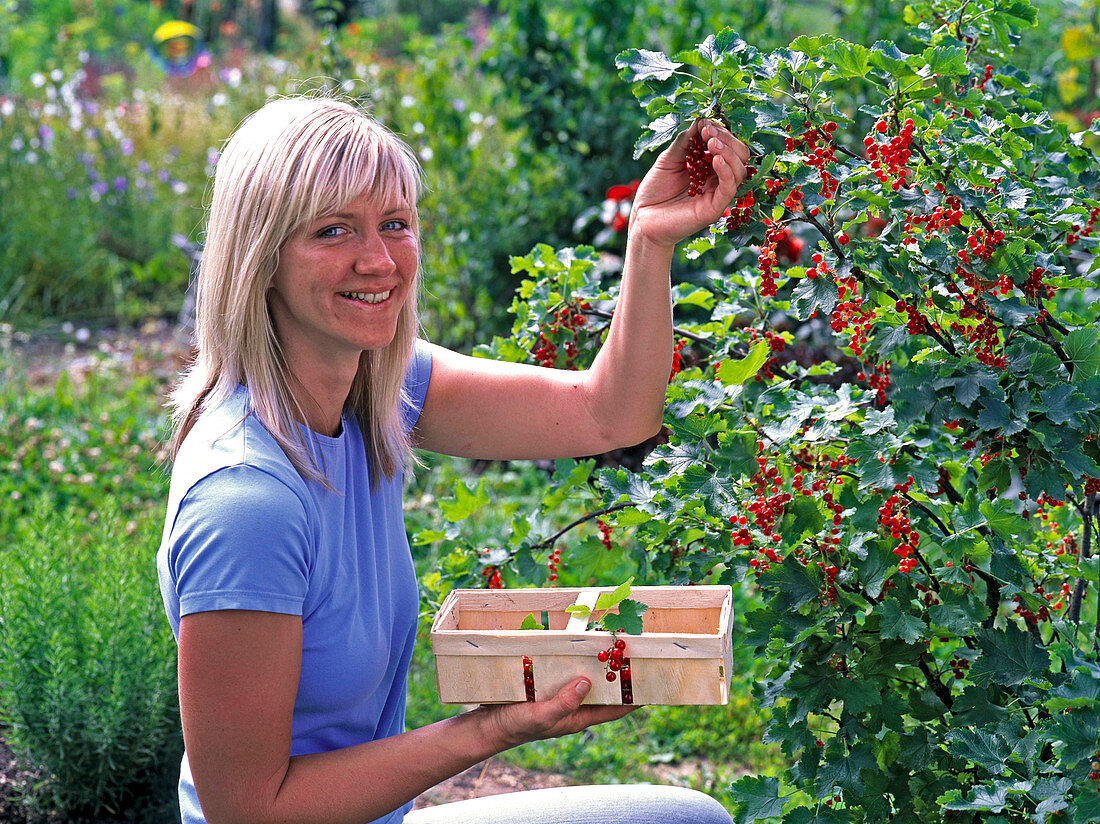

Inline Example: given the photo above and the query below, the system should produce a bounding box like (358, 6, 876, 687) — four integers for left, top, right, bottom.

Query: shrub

(0, 499, 180, 821)
(437, 0, 1100, 820)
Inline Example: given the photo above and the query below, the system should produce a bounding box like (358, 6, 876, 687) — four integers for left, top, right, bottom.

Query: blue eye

(382, 219, 409, 231)
(318, 225, 346, 238)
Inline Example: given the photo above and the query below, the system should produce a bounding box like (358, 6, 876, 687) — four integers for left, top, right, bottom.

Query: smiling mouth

(340, 290, 392, 304)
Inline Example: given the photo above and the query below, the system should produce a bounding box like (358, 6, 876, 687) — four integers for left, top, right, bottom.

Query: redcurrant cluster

(785, 121, 840, 199)
(597, 519, 613, 550)
(1022, 266, 1053, 301)
(1089, 755, 1100, 782)
(597, 637, 632, 697)
(818, 560, 840, 603)
(774, 228, 804, 264)
(481, 565, 502, 589)
(783, 185, 805, 213)
(669, 338, 686, 382)
(764, 175, 789, 197)
(685, 132, 713, 196)
(878, 477, 920, 572)
(895, 299, 928, 335)
(757, 221, 785, 298)
(855, 358, 892, 406)
(947, 651, 972, 680)
(957, 225, 1005, 267)
(976, 63, 993, 91)
(1065, 207, 1100, 246)
(724, 190, 756, 233)
(522, 655, 536, 701)
(1012, 592, 1051, 626)
(546, 546, 562, 582)
(829, 275, 877, 356)
(949, 315, 1005, 370)
(532, 302, 590, 369)
(901, 192, 964, 249)
(804, 250, 827, 281)
(865, 118, 915, 191)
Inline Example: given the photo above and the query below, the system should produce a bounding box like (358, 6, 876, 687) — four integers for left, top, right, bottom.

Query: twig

(530, 503, 631, 552)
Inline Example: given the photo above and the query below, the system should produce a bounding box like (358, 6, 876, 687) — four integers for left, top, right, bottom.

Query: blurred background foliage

(0, 0, 1097, 820)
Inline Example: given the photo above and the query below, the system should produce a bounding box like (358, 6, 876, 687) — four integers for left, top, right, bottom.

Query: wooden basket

(429, 585, 734, 706)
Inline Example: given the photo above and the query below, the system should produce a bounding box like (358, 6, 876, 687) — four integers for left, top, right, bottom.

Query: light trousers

(404, 784, 733, 824)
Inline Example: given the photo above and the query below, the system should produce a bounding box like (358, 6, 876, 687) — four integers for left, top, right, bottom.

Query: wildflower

(120, 137, 134, 156)
(112, 175, 127, 192)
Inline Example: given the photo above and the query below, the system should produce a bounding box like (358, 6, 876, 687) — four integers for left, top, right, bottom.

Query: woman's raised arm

(413, 119, 749, 460)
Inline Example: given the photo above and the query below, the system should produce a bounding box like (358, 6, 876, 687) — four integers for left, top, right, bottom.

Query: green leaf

(821, 40, 871, 79)
(595, 577, 635, 611)
(520, 612, 545, 630)
(790, 275, 839, 321)
(922, 45, 968, 77)
(616, 48, 684, 82)
(943, 784, 1009, 812)
(879, 600, 927, 644)
(438, 479, 490, 521)
(979, 499, 1030, 540)
(968, 625, 1051, 688)
(718, 340, 770, 385)
(601, 598, 648, 635)
(1062, 328, 1100, 378)
(947, 729, 1011, 774)
(757, 554, 821, 610)
(729, 775, 784, 824)
(814, 742, 875, 795)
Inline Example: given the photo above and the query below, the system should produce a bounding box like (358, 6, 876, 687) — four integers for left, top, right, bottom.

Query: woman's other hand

(628, 118, 751, 250)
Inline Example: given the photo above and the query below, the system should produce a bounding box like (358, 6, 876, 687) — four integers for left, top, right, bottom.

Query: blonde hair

(169, 95, 424, 484)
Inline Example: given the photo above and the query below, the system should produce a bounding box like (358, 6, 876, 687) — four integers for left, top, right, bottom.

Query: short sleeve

(164, 465, 314, 619)
(400, 339, 433, 433)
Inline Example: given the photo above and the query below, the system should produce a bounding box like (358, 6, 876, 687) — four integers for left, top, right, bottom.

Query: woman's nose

(353, 231, 396, 275)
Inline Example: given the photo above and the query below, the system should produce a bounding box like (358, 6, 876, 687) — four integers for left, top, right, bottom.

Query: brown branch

(530, 503, 632, 552)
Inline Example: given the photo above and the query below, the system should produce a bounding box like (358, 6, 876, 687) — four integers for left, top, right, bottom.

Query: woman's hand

(628, 118, 751, 250)
(473, 677, 638, 749)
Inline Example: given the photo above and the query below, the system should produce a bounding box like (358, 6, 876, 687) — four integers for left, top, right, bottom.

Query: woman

(157, 95, 749, 824)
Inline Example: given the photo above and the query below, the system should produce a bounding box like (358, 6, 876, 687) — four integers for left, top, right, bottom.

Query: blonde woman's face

(268, 189, 418, 382)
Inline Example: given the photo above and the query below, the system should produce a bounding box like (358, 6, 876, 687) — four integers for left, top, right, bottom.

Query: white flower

(30, 73, 45, 88)
(50, 68, 63, 82)
(0, 99, 13, 117)
(10, 136, 23, 151)
(61, 321, 74, 334)
(412, 121, 425, 134)
(400, 94, 415, 108)
(212, 92, 227, 107)
(469, 111, 483, 124)
(418, 146, 434, 161)
(25, 151, 37, 164)
(75, 327, 90, 343)
(171, 180, 189, 194)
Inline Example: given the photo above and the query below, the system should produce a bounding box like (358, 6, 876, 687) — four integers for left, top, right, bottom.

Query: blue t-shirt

(157, 342, 432, 824)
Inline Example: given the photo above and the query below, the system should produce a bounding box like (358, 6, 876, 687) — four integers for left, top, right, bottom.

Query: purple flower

(137, 160, 151, 174)
(38, 124, 54, 142)
(112, 175, 127, 192)
(120, 138, 133, 156)
(91, 181, 108, 196)
(157, 168, 170, 183)
(79, 152, 94, 167)
(66, 187, 78, 200)
(206, 148, 220, 166)
(87, 168, 100, 183)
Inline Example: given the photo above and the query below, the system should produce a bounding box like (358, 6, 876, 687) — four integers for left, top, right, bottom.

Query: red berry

(606, 671, 617, 682)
